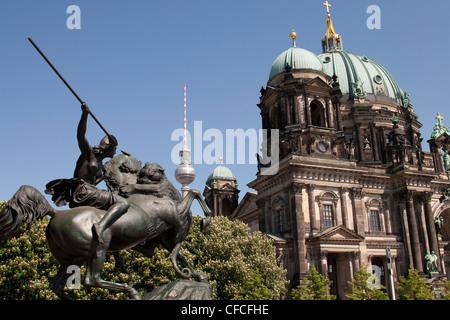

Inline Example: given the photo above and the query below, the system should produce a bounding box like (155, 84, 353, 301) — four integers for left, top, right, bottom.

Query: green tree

(346, 265, 389, 300)
(396, 268, 434, 300)
(291, 265, 335, 300)
(183, 216, 288, 300)
(232, 269, 273, 300)
(440, 278, 450, 300)
(0, 209, 287, 300)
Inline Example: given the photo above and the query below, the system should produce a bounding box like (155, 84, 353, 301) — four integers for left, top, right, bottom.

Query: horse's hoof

(195, 274, 208, 283)
(128, 288, 141, 300)
(200, 217, 211, 231)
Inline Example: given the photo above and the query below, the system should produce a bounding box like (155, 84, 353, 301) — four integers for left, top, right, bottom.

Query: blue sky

(1, 1, 449, 215)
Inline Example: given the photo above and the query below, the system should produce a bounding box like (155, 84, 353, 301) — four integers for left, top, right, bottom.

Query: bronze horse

(0, 153, 211, 299)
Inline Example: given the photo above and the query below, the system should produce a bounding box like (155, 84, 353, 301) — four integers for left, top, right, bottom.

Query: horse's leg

(188, 189, 212, 230)
(175, 189, 211, 228)
(176, 247, 208, 283)
(85, 235, 141, 300)
(167, 241, 207, 282)
(132, 239, 158, 258)
(170, 242, 192, 279)
(113, 251, 134, 286)
(50, 265, 72, 300)
(191, 189, 212, 217)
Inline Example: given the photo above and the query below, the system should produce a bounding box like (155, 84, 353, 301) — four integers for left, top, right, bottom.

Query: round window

(373, 75, 383, 84)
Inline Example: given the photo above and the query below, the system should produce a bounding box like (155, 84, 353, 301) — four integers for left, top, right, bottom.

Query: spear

(27, 37, 115, 143)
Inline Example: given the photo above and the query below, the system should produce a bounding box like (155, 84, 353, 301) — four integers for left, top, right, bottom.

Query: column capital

(350, 187, 363, 199)
(423, 191, 433, 202)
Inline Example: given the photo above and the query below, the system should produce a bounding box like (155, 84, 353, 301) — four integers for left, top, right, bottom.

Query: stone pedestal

(143, 280, 212, 300)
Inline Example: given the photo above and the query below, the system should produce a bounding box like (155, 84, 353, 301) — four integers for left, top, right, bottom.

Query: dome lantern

(321, 1, 343, 52)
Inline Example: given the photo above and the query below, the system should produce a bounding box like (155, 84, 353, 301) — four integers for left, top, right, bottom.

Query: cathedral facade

(228, 7, 450, 299)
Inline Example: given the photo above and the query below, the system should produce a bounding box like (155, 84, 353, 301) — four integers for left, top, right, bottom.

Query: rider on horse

(46, 103, 130, 244)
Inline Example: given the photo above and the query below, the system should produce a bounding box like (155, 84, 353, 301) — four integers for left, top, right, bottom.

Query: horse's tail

(0, 185, 56, 242)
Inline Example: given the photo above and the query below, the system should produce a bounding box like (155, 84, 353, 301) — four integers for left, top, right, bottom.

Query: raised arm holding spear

(29, 37, 128, 244)
(27, 37, 116, 145)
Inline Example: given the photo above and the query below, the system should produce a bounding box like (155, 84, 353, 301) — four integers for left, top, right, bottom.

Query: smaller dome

(206, 165, 236, 183)
(269, 47, 323, 80)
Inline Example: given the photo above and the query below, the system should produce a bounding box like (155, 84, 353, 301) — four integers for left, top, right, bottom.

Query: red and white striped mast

(175, 83, 196, 197)
(183, 83, 187, 147)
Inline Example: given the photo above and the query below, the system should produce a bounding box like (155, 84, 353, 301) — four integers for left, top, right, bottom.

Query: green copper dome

(318, 51, 404, 106)
(206, 165, 236, 183)
(269, 47, 323, 80)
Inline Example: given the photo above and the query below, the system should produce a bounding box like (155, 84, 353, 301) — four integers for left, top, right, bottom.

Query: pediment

(219, 182, 237, 191)
(433, 132, 450, 142)
(305, 77, 330, 89)
(308, 225, 364, 243)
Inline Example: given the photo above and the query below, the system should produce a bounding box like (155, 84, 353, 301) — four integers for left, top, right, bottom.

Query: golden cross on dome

(436, 112, 444, 126)
(323, 1, 332, 16)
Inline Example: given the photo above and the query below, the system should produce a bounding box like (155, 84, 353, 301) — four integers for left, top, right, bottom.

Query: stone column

(333, 98, 343, 131)
(370, 124, 380, 162)
(218, 196, 223, 217)
(326, 98, 335, 129)
(292, 183, 308, 277)
(396, 197, 413, 269)
(320, 251, 328, 277)
(305, 96, 312, 126)
(339, 187, 349, 228)
(382, 194, 393, 234)
(279, 94, 287, 129)
(405, 190, 424, 273)
(351, 187, 365, 236)
(307, 184, 318, 232)
(256, 198, 267, 232)
(423, 192, 442, 272)
(298, 95, 306, 127)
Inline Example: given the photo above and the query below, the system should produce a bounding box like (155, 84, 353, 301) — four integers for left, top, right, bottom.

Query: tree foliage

(232, 269, 274, 300)
(396, 268, 434, 300)
(0, 207, 287, 300)
(346, 265, 389, 300)
(291, 265, 335, 300)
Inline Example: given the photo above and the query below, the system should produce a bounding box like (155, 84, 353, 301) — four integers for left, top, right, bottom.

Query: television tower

(175, 84, 196, 197)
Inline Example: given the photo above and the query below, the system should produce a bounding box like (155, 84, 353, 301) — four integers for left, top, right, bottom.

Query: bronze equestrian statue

(0, 151, 211, 299)
(0, 38, 212, 299)
(45, 103, 130, 246)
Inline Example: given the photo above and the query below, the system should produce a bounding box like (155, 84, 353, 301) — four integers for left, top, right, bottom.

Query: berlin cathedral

(202, 3, 450, 299)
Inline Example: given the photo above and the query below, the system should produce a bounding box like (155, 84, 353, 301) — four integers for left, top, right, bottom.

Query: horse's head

(104, 152, 142, 191)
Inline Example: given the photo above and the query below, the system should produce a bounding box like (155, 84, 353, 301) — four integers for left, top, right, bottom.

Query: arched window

(370, 210, 381, 231)
(271, 107, 279, 129)
(439, 209, 450, 241)
(271, 196, 285, 232)
(323, 204, 334, 227)
(310, 101, 325, 127)
(366, 199, 384, 233)
(222, 197, 232, 217)
(316, 191, 339, 230)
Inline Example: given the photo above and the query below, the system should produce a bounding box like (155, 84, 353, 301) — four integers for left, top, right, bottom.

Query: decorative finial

(321, 1, 342, 52)
(323, 1, 332, 17)
(436, 112, 444, 126)
(290, 28, 297, 47)
(219, 157, 223, 164)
